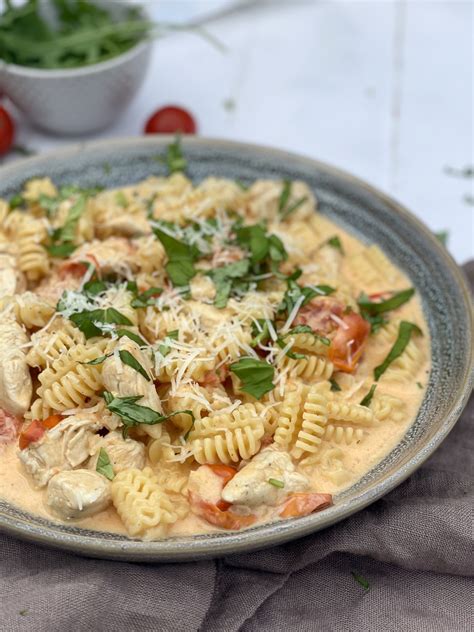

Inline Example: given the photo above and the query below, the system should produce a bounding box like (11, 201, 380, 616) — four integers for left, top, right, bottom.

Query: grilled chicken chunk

(0, 320, 32, 416)
(89, 431, 146, 473)
(47, 469, 111, 519)
(0, 253, 26, 299)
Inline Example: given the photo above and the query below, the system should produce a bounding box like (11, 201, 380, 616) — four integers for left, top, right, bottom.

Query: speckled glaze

(0, 137, 472, 562)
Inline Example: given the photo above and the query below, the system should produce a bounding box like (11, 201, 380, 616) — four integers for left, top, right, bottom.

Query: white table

(7, 0, 474, 263)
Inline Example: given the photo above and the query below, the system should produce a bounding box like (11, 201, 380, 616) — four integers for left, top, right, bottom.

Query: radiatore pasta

(0, 146, 430, 540)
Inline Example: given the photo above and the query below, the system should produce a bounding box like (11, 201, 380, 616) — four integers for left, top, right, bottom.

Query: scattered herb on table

(351, 571, 370, 591)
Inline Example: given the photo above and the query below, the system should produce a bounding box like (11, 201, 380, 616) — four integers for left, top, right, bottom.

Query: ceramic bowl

(0, 137, 472, 562)
(0, 3, 152, 135)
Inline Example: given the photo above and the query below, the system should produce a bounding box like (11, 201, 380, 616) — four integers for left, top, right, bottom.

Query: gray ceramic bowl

(0, 137, 472, 562)
(0, 3, 152, 135)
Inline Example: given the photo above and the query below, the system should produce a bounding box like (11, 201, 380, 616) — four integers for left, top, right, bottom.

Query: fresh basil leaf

(96, 448, 114, 480)
(82, 354, 111, 366)
(374, 321, 422, 381)
(154, 228, 200, 287)
(281, 324, 331, 346)
(116, 329, 148, 347)
(67, 308, 133, 339)
(278, 280, 335, 315)
(250, 319, 272, 347)
(360, 384, 377, 407)
(276, 337, 306, 360)
(326, 235, 344, 253)
(165, 136, 187, 174)
(38, 193, 60, 216)
(280, 195, 308, 220)
(118, 349, 150, 381)
(229, 357, 274, 399)
(207, 259, 250, 308)
(54, 195, 86, 243)
(278, 180, 292, 214)
(131, 287, 163, 308)
(268, 234, 287, 262)
(104, 308, 133, 326)
(9, 194, 24, 209)
(83, 279, 107, 295)
(330, 378, 342, 392)
(235, 224, 269, 263)
(46, 242, 77, 258)
(358, 289, 415, 315)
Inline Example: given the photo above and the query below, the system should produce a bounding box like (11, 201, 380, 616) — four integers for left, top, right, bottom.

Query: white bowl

(0, 9, 152, 135)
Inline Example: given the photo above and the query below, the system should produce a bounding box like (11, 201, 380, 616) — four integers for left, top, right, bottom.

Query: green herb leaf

(278, 280, 335, 316)
(235, 179, 249, 191)
(9, 193, 24, 209)
(154, 227, 200, 287)
(38, 193, 60, 216)
(82, 354, 111, 366)
(53, 195, 86, 243)
(96, 447, 114, 480)
(268, 478, 285, 488)
(417, 381, 423, 389)
(434, 230, 449, 246)
(46, 242, 77, 258)
(326, 235, 344, 254)
(281, 324, 331, 346)
(374, 321, 422, 381)
(165, 136, 187, 174)
(351, 571, 370, 591)
(278, 180, 308, 220)
(83, 279, 107, 295)
(157, 329, 179, 357)
(360, 384, 377, 407)
(276, 337, 306, 360)
(67, 308, 133, 339)
(116, 329, 148, 347)
(358, 288, 415, 315)
(118, 349, 150, 381)
(206, 259, 250, 308)
(229, 357, 274, 399)
(250, 319, 272, 347)
(330, 378, 342, 392)
(131, 287, 163, 308)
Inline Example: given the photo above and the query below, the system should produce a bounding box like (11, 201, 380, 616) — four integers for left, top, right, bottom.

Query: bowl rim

(0, 3, 152, 79)
(0, 136, 472, 561)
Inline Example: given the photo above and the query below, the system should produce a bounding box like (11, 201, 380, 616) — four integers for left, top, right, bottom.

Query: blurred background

(1, 0, 473, 263)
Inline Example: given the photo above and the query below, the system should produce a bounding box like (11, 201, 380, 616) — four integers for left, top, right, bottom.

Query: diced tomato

(18, 414, 63, 450)
(279, 492, 333, 519)
(0, 409, 21, 444)
(58, 255, 100, 280)
(189, 491, 257, 531)
(199, 366, 229, 387)
(294, 298, 344, 334)
(328, 312, 370, 372)
(18, 419, 45, 450)
(206, 464, 237, 485)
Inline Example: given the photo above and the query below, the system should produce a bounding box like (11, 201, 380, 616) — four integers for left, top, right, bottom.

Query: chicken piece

(0, 408, 21, 444)
(221, 448, 310, 508)
(0, 253, 26, 299)
(0, 320, 32, 416)
(18, 414, 100, 487)
(89, 431, 146, 473)
(71, 237, 138, 277)
(47, 469, 111, 519)
(102, 337, 162, 413)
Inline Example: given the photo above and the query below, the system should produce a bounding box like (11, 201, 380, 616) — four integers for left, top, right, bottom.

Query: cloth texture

(1, 265, 472, 632)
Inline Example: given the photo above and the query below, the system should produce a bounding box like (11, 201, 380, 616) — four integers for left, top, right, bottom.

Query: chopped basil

(434, 230, 449, 246)
(96, 448, 114, 480)
(277, 180, 308, 221)
(235, 179, 249, 191)
(416, 381, 423, 389)
(281, 324, 330, 347)
(153, 227, 200, 287)
(326, 235, 344, 253)
(359, 384, 377, 407)
(276, 338, 306, 360)
(9, 194, 24, 209)
(66, 307, 133, 339)
(47, 194, 88, 258)
(102, 391, 194, 438)
(250, 319, 272, 347)
(82, 354, 111, 366)
(83, 279, 107, 295)
(157, 329, 179, 357)
(351, 571, 370, 591)
(278, 280, 335, 316)
(330, 378, 342, 392)
(116, 329, 148, 347)
(229, 357, 274, 399)
(38, 193, 60, 216)
(374, 321, 422, 381)
(268, 478, 285, 488)
(46, 242, 77, 258)
(131, 287, 163, 308)
(165, 136, 187, 174)
(358, 288, 415, 315)
(206, 259, 250, 308)
(119, 350, 150, 381)
(115, 191, 128, 208)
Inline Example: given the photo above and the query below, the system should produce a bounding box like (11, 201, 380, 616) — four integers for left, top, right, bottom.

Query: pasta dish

(0, 143, 429, 539)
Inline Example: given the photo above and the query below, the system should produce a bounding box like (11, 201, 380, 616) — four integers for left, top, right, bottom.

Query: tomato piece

(189, 491, 257, 531)
(42, 414, 63, 430)
(18, 420, 45, 450)
(206, 464, 237, 485)
(144, 106, 197, 135)
(328, 312, 370, 372)
(0, 106, 14, 155)
(293, 298, 344, 334)
(199, 366, 229, 387)
(279, 492, 333, 519)
(0, 409, 21, 444)
(58, 255, 100, 280)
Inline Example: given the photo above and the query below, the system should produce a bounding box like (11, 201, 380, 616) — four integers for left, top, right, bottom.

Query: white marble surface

(5, 0, 473, 262)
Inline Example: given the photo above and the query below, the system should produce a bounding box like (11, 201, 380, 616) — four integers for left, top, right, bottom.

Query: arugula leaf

(116, 329, 148, 347)
(329, 378, 342, 392)
(360, 384, 377, 407)
(268, 478, 285, 488)
(119, 350, 150, 381)
(229, 357, 274, 399)
(326, 235, 344, 254)
(206, 259, 250, 308)
(102, 391, 194, 438)
(96, 448, 114, 480)
(374, 321, 422, 381)
(351, 572, 370, 591)
(115, 191, 128, 208)
(131, 287, 163, 308)
(358, 289, 415, 315)
(154, 227, 200, 287)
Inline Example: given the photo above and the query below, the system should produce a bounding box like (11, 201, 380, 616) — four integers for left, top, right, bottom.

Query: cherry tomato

(144, 106, 197, 135)
(18, 420, 45, 450)
(279, 492, 333, 519)
(189, 491, 257, 531)
(328, 312, 370, 373)
(0, 106, 14, 155)
(294, 298, 345, 334)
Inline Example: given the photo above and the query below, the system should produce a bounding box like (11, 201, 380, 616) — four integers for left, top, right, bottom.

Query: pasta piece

(323, 424, 364, 445)
(277, 354, 334, 382)
(0, 292, 55, 330)
(26, 318, 86, 368)
(292, 382, 331, 458)
(165, 383, 232, 432)
(111, 467, 178, 538)
(16, 217, 50, 281)
(300, 445, 351, 485)
(345, 245, 403, 291)
(384, 338, 425, 382)
(326, 399, 376, 427)
(189, 407, 265, 465)
(371, 393, 406, 423)
(273, 382, 309, 450)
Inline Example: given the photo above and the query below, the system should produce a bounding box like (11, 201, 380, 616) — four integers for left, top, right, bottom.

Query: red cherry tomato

(0, 106, 15, 155)
(144, 106, 197, 135)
